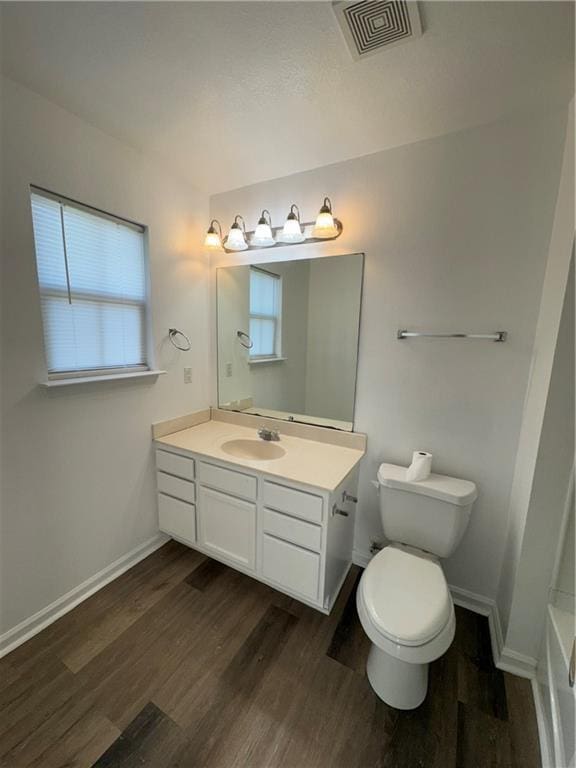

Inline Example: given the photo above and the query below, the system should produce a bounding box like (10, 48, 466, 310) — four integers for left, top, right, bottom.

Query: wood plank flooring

(0, 540, 541, 768)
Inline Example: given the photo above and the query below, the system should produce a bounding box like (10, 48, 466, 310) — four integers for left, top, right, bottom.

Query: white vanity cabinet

(154, 445, 359, 613)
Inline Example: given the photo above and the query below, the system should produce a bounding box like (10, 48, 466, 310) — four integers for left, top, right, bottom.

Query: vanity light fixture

(251, 209, 276, 247)
(206, 199, 342, 252)
(313, 197, 339, 239)
(225, 215, 248, 252)
(203, 219, 223, 250)
(278, 204, 306, 244)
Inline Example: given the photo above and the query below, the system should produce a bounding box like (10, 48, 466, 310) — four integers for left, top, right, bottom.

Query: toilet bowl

(357, 543, 455, 709)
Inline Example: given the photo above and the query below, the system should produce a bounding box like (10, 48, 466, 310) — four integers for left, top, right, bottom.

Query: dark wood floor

(0, 540, 541, 768)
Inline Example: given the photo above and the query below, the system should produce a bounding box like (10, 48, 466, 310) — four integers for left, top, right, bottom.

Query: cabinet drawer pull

(332, 505, 349, 517)
(342, 491, 358, 504)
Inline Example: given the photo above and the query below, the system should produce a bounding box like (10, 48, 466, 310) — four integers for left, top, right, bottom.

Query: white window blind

(249, 267, 281, 359)
(30, 190, 149, 376)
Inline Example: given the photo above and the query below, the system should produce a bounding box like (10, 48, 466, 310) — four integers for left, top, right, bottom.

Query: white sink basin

(221, 438, 286, 461)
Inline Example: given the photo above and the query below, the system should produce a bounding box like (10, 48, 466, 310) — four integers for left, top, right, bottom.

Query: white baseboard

(0, 532, 169, 659)
(352, 548, 371, 568)
(449, 583, 494, 617)
(497, 646, 538, 679)
(449, 584, 505, 670)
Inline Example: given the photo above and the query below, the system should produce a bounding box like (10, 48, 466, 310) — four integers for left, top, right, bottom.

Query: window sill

(248, 357, 287, 365)
(41, 370, 167, 387)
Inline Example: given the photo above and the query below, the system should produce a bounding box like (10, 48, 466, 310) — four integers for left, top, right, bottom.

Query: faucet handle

(257, 426, 280, 441)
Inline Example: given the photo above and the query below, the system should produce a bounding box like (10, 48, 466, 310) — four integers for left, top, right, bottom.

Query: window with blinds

(29, 189, 150, 377)
(249, 267, 282, 359)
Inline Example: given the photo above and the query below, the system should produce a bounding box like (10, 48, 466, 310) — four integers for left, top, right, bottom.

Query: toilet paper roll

(406, 451, 432, 482)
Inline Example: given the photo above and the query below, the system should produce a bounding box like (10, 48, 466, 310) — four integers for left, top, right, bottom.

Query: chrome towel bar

(397, 330, 507, 342)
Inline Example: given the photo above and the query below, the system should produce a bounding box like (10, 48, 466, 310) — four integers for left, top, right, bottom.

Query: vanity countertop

(154, 419, 365, 491)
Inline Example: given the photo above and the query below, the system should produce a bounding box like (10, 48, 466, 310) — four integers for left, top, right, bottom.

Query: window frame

(29, 186, 155, 382)
(248, 266, 283, 362)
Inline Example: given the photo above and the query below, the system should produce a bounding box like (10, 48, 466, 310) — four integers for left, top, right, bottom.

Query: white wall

(305, 255, 362, 422)
(0, 78, 210, 636)
(497, 105, 575, 654)
(216, 264, 251, 407)
(211, 108, 568, 600)
(502, 254, 574, 660)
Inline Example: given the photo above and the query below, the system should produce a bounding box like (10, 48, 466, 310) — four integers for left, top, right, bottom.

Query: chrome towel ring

(168, 328, 191, 351)
(237, 330, 253, 349)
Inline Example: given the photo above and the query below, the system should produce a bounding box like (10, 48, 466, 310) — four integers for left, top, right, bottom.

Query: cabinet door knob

(332, 504, 349, 517)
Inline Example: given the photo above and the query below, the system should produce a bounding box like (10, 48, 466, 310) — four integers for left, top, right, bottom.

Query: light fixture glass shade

(226, 224, 248, 251)
(313, 197, 339, 239)
(279, 216, 305, 243)
(251, 222, 276, 247)
(204, 230, 222, 249)
(203, 219, 223, 250)
(251, 210, 276, 247)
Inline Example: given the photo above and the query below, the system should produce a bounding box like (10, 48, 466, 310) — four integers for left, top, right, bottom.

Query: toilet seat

(357, 544, 455, 664)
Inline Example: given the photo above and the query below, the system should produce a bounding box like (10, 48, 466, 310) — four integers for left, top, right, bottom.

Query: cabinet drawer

(262, 534, 320, 601)
(158, 493, 196, 544)
(198, 461, 257, 500)
(262, 481, 323, 524)
(157, 472, 195, 504)
(156, 449, 195, 481)
(198, 486, 256, 570)
(263, 508, 322, 552)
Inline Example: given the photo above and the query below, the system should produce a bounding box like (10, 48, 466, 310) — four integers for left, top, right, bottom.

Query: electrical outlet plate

(183, 367, 193, 384)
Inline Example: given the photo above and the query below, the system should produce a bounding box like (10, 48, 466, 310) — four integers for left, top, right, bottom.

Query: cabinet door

(158, 493, 196, 545)
(198, 486, 256, 571)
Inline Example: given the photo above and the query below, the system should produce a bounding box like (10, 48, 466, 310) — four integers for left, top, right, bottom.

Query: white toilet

(357, 463, 477, 710)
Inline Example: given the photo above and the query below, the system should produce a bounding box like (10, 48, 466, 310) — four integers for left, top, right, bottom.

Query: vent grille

(333, 1, 422, 60)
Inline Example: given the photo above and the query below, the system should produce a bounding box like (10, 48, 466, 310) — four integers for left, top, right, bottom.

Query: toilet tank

(377, 463, 477, 558)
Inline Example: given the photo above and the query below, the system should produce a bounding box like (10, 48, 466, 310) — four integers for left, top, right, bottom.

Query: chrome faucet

(257, 426, 280, 442)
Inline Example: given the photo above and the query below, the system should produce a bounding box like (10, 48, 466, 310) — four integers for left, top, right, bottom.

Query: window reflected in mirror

(249, 267, 282, 361)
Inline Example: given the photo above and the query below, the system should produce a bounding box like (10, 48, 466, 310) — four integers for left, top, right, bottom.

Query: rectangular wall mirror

(217, 253, 364, 431)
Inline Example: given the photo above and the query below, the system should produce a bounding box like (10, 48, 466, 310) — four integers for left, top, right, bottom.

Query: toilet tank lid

(377, 463, 477, 506)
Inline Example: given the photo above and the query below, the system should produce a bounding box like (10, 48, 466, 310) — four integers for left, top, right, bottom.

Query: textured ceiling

(1, 1, 574, 194)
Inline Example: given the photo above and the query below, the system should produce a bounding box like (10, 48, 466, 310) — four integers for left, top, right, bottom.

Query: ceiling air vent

(333, 1, 422, 60)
